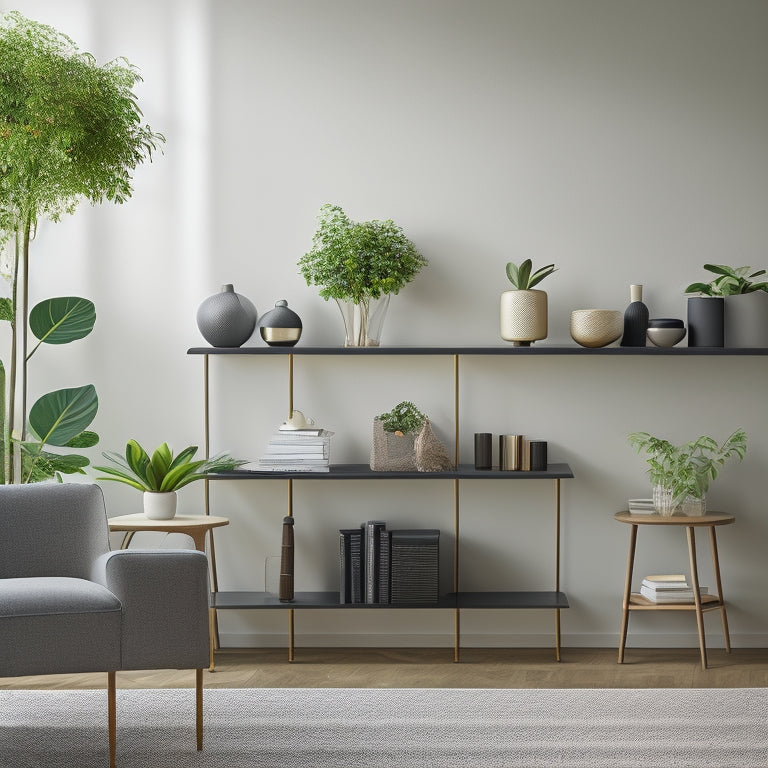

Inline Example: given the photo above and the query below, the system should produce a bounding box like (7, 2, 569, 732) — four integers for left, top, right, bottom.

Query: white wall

(5, 0, 768, 650)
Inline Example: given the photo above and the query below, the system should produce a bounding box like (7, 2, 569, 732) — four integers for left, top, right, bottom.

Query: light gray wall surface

(4, 0, 768, 649)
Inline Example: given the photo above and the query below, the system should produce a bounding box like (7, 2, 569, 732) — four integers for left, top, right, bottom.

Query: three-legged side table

(614, 511, 734, 670)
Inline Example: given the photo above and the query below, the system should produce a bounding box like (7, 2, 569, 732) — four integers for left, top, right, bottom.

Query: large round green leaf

(28, 385, 99, 447)
(29, 297, 96, 345)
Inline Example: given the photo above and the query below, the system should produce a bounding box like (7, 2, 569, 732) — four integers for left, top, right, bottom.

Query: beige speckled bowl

(570, 309, 624, 348)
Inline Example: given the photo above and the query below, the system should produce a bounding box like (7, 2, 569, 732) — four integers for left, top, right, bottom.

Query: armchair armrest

(92, 549, 210, 671)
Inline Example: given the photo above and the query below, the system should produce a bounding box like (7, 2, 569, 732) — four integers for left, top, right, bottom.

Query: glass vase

(681, 494, 706, 517)
(335, 294, 391, 347)
(653, 484, 675, 517)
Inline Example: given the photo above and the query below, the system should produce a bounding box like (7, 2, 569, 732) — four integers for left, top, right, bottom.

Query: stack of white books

(253, 427, 334, 472)
(628, 498, 655, 514)
(639, 573, 709, 603)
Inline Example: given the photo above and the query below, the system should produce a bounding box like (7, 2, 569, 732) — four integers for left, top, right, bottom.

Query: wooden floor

(4, 647, 768, 690)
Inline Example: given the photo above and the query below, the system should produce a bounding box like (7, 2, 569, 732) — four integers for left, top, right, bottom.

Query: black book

(364, 521, 386, 604)
(377, 529, 391, 604)
(339, 528, 364, 604)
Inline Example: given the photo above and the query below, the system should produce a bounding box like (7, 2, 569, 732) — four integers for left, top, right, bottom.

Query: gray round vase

(196, 284, 257, 347)
(259, 300, 303, 347)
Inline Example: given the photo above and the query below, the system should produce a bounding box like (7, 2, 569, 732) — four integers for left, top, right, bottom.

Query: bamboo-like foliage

(0, 12, 164, 482)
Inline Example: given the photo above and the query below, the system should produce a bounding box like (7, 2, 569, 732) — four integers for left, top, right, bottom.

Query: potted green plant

(298, 204, 428, 346)
(500, 259, 557, 345)
(0, 12, 165, 483)
(628, 429, 747, 516)
(685, 264, 768, 348)
(95, 440, 246, 519)
(370, 401, 426, 471)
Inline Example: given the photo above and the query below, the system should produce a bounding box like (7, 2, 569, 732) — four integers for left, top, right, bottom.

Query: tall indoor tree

(0, 11, 165, 482)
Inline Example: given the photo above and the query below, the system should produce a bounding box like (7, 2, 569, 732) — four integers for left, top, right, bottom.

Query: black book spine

(350, 530, 363, 604)
(339, 530, 352, 604)
(364, 521, 386, 604)
(377, 530, 391, 604)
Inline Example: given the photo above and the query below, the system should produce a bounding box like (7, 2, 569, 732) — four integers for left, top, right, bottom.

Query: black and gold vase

(620, 284, 649, 347)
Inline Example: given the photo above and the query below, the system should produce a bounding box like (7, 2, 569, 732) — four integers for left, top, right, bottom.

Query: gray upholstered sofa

(0, 483, 210, 767)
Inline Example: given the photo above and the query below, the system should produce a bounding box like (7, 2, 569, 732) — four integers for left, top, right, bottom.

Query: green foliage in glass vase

(298, 204, 428, 304)
(377, 401, 427, 434)
(505, 259, 557, 290)
(685, 264, 768, 296)
(0, 12, 165, 482)
(95, 440, 247, 492)
(628, 429, 747, 507)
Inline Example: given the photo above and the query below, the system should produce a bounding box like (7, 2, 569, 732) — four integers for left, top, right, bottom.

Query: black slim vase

(620, 284, 649, 347)
(687, 296, 724, 347)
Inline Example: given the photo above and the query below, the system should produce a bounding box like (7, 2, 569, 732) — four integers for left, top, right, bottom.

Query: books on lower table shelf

(252, 428, 334, 472)
(339, 522, 440, 606)
(639, 573, 709, 603)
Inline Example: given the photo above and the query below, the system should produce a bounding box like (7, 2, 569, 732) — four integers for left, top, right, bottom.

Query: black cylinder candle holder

(474, 433, 492, 470)
(529, 441, 548, 472)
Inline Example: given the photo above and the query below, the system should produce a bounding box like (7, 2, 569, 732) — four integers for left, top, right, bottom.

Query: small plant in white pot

(95, 440, 245, 519)
(500, 260, 556, 345)
(628, 429, 747, 516)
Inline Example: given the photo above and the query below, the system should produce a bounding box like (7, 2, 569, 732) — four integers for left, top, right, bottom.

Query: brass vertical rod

(453, 354, 460, 662)
(203, 354, 221, 657)
(554, 477, 561, 662)
(287, 353, 295, 660)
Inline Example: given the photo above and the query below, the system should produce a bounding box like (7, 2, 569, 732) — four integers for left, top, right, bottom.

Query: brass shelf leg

(554, 477, 561, 662)
(618, 523, 638, 663)
(709, 526, 731, 653)
(687, 526, 708, 670)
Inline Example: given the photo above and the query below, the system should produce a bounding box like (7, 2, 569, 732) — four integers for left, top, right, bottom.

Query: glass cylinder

(653, 484, 675, 517)
(335, 294, 391, 347)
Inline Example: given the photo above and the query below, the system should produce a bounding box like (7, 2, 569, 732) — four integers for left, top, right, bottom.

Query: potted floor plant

(298, 204, 428, 346)
(0, 12, 164, 483)
(95, 440, 246, 519)
(628, 429, 747, 516)
(685, 264, 768, 348)
(500, 260, 556, 345)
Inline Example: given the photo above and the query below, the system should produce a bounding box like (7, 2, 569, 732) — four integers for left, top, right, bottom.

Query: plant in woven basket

(505, 260, 556, 290)
(377, 401, 427, 435)
(501, 260, 557, 346)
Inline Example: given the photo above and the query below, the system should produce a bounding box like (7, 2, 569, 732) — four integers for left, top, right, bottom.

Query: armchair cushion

(0, 576, 121, 677)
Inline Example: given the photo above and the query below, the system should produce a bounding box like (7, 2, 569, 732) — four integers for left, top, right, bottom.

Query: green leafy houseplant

(628, 429, 747, 511)
(377, 401, 427, 435)
(95, 440, 246, 492)
(298, 204, 427, 346)
(685, 264, 768, 296)
(0, 12, 165, 483)
(505, 259, 557, 290)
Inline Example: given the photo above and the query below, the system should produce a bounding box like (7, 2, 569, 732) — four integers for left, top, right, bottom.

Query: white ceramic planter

(500, 289, 548, 345)
(143, 491, 178, 520)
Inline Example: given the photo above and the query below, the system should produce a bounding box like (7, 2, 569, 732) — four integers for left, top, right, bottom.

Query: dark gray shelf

(211, 462, 573, 481)
(211, 590, 568, 610)
(188, 344, 768, 356)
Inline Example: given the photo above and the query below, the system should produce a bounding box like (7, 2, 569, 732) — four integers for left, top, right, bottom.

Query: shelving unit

(188, 344, 768, 665)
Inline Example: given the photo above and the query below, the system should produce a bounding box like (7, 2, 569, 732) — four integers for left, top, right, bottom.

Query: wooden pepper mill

(279, 516, 294, 603)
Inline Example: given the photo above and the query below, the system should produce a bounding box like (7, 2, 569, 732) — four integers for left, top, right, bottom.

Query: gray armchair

(0, 483, 210, 767)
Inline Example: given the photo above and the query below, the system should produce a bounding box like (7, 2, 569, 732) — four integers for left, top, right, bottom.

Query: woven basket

(570, 309, 623, 348)
(370, 420, 417, 471)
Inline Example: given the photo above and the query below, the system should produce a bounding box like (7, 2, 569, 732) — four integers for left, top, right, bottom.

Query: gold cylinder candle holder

(499, 435, 523, 470)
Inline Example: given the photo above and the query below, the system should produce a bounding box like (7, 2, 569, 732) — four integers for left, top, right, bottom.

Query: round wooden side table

(614, 511, 734, 670)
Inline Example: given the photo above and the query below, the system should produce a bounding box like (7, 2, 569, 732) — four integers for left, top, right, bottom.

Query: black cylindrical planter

(529, 441, 548, 472)
(687, 296, 724, 347)
(474, 433, 492, 470)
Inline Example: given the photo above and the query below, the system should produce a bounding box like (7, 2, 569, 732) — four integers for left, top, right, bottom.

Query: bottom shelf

(211, 590, 569, 610)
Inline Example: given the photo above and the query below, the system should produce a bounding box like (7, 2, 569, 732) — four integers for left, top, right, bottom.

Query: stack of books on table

(254, 427, 333, 472)
(639, 574, 709, 603)
(628, 498, 655, 514)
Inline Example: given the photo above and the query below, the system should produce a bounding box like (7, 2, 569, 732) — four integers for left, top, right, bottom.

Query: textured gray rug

(1, 687, 767, 767)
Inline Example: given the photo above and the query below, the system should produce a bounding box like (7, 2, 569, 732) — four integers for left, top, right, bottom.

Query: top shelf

(187, 345, 768, 356)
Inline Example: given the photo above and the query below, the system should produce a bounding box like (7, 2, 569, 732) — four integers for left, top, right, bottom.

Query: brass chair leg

(108, 671, 116, 768)
(196, 668, 204, 751)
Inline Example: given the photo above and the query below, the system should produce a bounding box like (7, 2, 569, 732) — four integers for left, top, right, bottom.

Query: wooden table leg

(686, 526, 708, 670)
(710, 526, 731, 653)
(618, 523, 638, 663)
